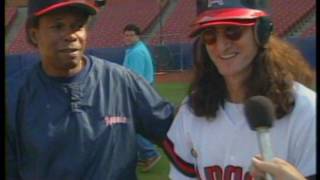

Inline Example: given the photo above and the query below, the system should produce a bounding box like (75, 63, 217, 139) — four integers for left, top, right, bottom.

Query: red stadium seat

(5, 7, 17, 29)
(150, 0, 196, 45)
(301, 24, 316, 37)
(8, 27, 37, 54)
(6, 0, 316, 54)
(270, 0, 315, 36)
(87, 0, 167, 48)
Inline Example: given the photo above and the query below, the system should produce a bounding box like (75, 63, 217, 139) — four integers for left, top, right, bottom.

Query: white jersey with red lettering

(163, 82, 315, 180)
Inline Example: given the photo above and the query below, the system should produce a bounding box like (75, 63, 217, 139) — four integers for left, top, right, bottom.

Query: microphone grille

(244, 96, 275, 130)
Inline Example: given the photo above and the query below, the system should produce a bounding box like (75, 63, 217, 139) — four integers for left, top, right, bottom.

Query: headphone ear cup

(254, 17, 273, 47)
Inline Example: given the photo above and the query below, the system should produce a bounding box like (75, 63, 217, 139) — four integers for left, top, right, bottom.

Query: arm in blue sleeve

(129, 73, 176, 145)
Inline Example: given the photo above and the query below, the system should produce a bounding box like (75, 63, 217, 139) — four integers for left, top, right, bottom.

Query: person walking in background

(6, 1, 175, 179)
(122, 24, 161, 172)
(163, 0, 316, 179)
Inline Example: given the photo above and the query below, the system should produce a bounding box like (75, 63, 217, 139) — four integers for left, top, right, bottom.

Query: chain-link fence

(142, 33, 192, 72)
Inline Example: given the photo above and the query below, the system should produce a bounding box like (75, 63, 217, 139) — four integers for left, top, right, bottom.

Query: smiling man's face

(30, 7, 89, 76)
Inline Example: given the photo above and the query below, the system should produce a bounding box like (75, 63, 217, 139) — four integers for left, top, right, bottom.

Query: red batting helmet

(190, 0, 269, 37)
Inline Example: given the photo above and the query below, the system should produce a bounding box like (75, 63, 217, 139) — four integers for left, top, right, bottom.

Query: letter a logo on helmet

(208, 0, 224, 7)
(191, 0, 273, 47)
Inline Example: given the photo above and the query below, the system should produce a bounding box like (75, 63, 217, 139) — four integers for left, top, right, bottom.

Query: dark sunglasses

(201, 26, 244, 45)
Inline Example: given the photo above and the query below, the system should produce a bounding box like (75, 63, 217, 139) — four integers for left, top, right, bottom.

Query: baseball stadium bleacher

(5, 0, 316, 75)
(88, 0, 168, 48)
(301, 24, 316, 37)
(149, 0, 196, 45)
(8, 25, 37, 54)
(5, 7, 17, 28)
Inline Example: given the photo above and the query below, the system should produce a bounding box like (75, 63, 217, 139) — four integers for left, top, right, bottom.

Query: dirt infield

(156, 70, 193, 83)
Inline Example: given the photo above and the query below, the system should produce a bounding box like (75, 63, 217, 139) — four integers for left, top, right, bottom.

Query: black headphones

(254, 16, 274, 47)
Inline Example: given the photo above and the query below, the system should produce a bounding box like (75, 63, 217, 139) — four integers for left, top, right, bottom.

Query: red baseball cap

(190, 1, 268, 37)
(28, 0, 98, 17)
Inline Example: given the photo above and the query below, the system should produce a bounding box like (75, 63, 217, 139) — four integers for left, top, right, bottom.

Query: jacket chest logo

(104, 116, 128, 126)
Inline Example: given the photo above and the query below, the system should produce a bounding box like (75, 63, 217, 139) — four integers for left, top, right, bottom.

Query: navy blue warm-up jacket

(6, 55, 175, 180)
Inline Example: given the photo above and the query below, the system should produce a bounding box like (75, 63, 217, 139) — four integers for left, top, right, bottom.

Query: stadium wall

(6, 37, 315, 78)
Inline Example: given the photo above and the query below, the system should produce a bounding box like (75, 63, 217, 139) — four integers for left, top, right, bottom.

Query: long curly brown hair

(188, 35, 314, 119)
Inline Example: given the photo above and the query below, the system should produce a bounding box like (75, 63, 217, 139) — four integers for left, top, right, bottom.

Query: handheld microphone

(244, 96, 275, 180)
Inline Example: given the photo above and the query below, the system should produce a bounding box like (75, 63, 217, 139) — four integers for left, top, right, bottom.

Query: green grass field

(154, 82, 190, 105)
(137, 82, 189, 180)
